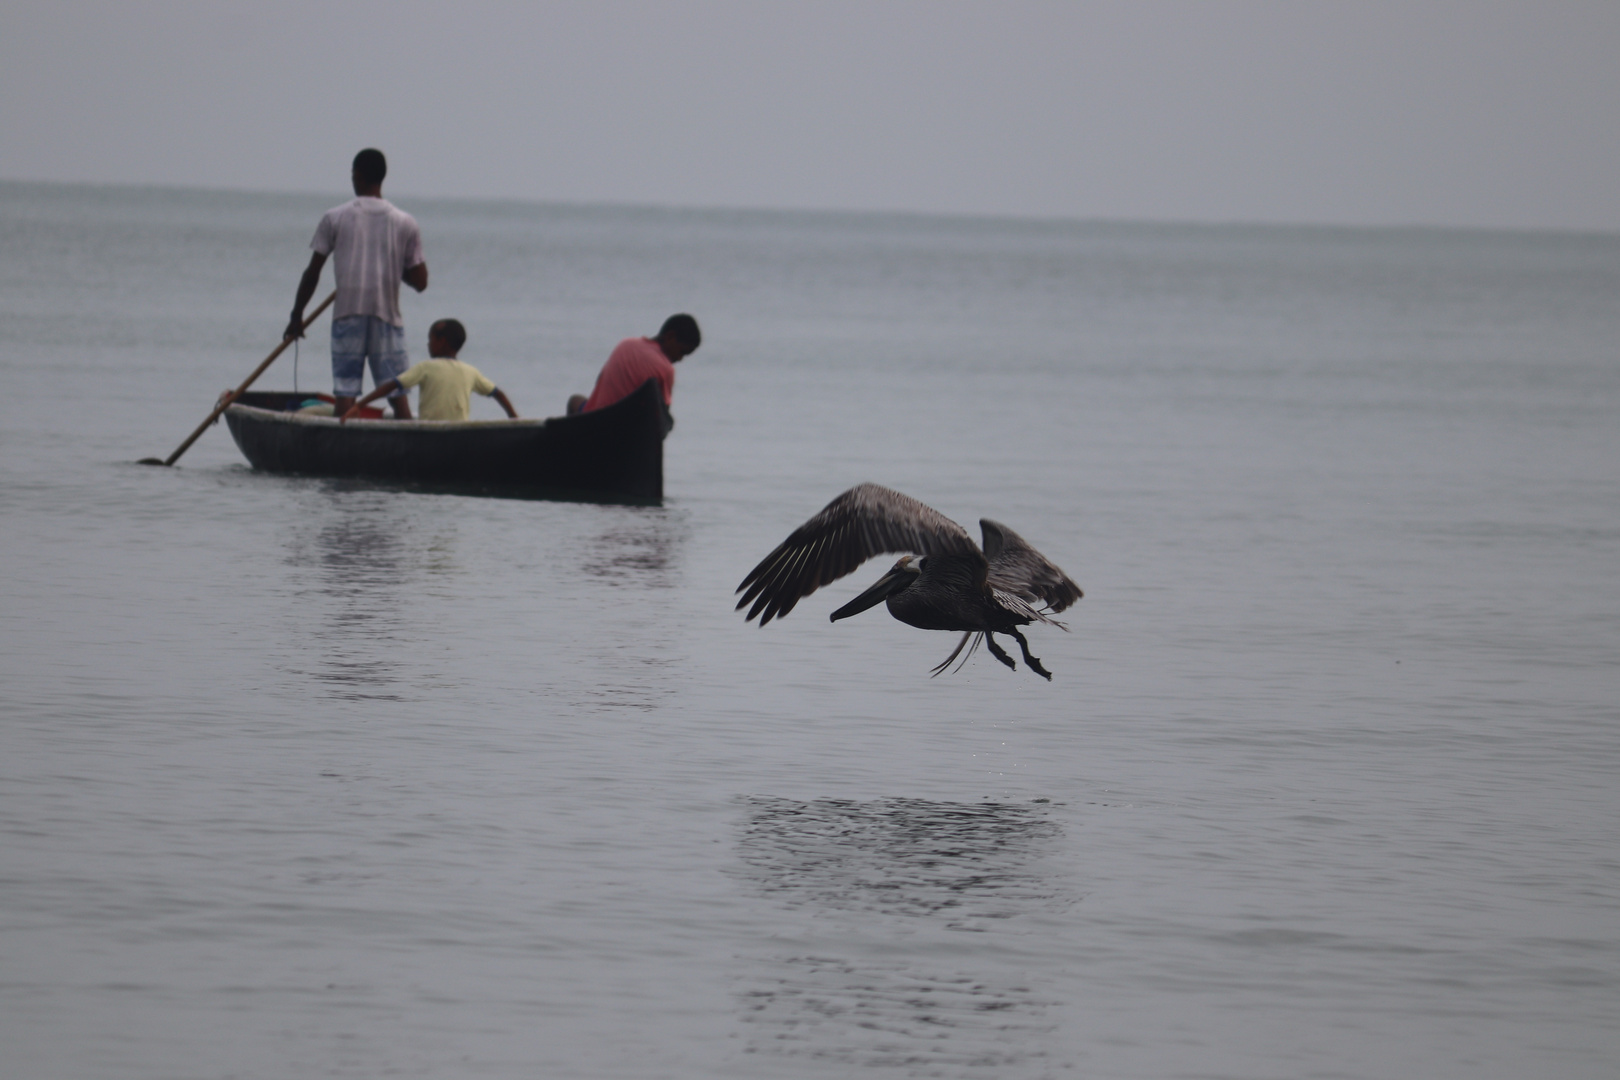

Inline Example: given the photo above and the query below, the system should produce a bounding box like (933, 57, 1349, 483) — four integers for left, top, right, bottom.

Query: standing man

(284, 148, 427, 419)
(568, 313, 701, 415)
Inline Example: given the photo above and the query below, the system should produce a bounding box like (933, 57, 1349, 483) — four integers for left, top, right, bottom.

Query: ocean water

(1, 180, 1617, 1079)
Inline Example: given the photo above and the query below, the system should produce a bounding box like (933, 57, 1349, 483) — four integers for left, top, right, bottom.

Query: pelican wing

(737, 484, 980, 625)
(980, 519, 1083, 614)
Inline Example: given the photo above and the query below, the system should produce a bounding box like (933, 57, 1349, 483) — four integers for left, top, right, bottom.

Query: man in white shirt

(284, 148, 427, 419)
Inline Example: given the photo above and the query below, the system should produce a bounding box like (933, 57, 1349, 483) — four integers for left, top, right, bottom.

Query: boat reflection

(558, 504, 691, 711)
(274, 485, 446, 702)
(576, 506, 689, 590)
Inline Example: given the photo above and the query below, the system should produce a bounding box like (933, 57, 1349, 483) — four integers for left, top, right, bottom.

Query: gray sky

(3, 1, 1617, 231)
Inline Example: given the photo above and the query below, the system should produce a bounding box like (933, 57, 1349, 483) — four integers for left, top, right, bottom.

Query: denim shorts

(331, 315, 409, 397)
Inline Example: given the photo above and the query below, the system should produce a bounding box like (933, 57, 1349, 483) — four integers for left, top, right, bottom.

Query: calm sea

(2, 181, 1617, 1079)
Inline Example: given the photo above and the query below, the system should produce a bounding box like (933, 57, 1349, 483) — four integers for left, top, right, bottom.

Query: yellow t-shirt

(395, 359, 498, 421)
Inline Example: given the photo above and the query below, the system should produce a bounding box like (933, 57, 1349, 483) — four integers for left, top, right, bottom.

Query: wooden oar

(140, 291, 336, 466)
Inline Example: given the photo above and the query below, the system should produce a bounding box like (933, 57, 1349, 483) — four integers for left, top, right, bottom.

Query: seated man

(567, 313, 700, 415)
(341, 319, 518, 422)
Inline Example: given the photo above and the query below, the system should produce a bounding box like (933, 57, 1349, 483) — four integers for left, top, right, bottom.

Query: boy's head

(656, 313, 701, 362)
(351, 148, 387, 194)
(428, 319, 466, 358)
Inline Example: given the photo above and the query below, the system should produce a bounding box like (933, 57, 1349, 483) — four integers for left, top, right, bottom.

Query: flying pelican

(736, 484, 1082, 679)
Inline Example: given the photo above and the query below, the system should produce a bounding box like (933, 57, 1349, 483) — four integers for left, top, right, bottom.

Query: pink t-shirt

(584, 337, 675, 412)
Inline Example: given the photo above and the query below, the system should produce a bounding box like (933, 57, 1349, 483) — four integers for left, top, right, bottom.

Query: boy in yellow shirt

(341, 319, 518, 422)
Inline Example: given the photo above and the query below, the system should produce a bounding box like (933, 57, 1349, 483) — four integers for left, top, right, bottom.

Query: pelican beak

(829, 564, 913, 622)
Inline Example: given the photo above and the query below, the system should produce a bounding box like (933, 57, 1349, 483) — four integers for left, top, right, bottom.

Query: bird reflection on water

(734, 796, 1069, 1071)
(737, 796, 1065, 922)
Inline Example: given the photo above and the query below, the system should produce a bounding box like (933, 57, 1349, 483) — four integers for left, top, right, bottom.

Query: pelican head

(828, 555, 922, 622)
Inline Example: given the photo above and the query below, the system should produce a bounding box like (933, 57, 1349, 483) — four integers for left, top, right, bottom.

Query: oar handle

(160, 291, 336, 467)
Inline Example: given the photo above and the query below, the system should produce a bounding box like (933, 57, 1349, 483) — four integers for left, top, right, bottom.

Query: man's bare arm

(284, 251, 328, 341)
(491, 387, 518, 418)
(404, 263, 428, 292)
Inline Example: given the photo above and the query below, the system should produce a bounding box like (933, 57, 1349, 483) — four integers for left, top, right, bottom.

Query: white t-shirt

(311, 197, 424, 327)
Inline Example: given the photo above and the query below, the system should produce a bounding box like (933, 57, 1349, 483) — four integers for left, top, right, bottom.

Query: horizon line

(3, 174, 1616, 243)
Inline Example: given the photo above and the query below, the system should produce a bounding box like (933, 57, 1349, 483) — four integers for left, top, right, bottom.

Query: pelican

(736, 484, 1082, 679)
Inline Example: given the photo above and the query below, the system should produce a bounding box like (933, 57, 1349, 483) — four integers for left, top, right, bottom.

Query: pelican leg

(930, 632, 976, 677)
(983, 632, 1018, 672)
(1008, 627, 1052, 681)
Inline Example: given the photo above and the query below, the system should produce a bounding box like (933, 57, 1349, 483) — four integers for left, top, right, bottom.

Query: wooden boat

(223, 378, 671, 501)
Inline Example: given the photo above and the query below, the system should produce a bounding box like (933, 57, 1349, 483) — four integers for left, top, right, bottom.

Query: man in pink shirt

(569, 314, 701, 415)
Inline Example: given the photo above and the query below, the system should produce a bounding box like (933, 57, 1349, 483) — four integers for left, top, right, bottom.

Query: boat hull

(223, 379, 668, 501)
